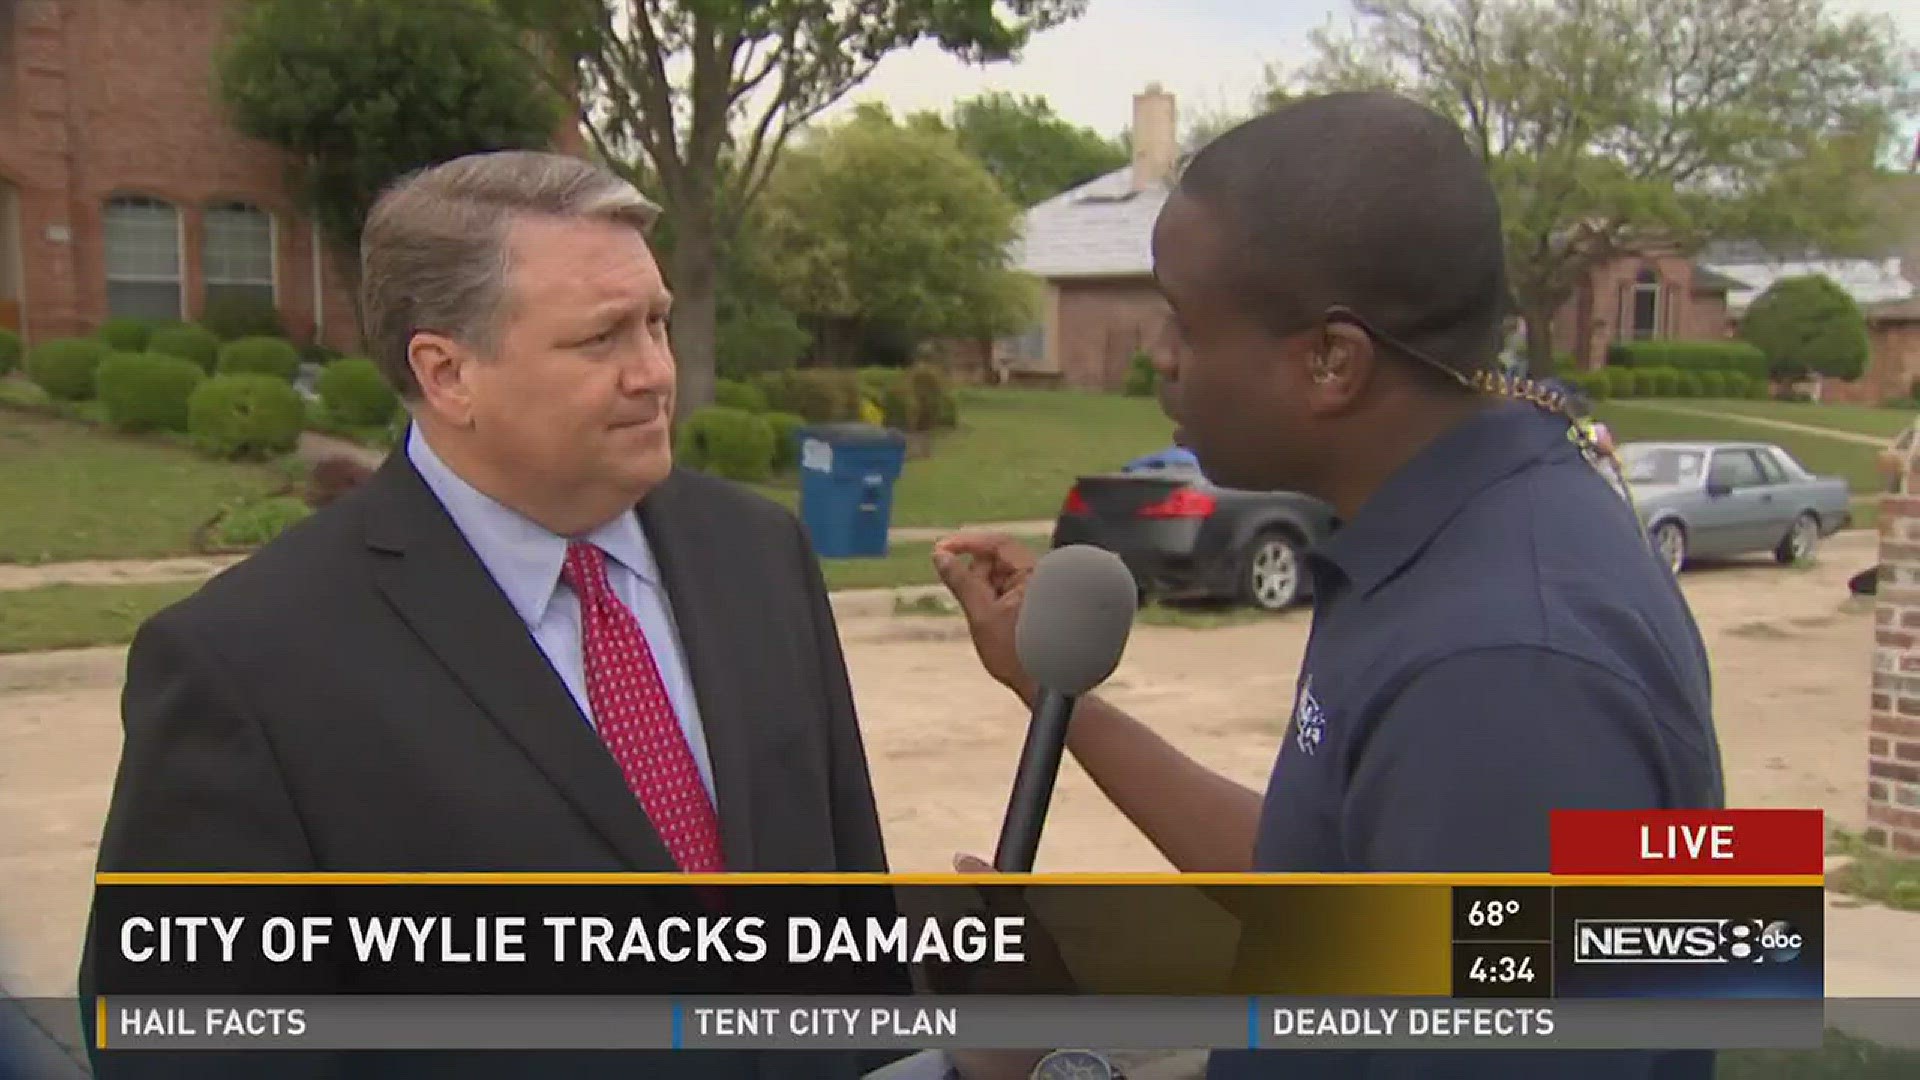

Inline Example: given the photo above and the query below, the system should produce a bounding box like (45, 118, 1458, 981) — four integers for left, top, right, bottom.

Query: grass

(1683, 399, 1918, 440)
(0, 581, 201, 653)
(754, 388, 1173, 526)
(1599, 401, 1885, 494)
(1827, 829, 1920, 912)
(818, 541, 940, 591)
(0, 403, 289, 563)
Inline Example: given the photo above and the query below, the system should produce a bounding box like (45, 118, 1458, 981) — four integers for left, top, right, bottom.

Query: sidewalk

(1609, 401, 1893, 448)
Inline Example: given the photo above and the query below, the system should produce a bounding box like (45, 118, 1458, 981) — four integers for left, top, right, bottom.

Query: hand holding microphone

(933, 533, 1138, 871)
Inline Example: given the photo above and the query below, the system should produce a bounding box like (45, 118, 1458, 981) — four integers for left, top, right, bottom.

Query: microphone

(993, 544, 1138, 872)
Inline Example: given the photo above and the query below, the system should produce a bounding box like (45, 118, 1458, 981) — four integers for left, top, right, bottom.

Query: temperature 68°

(1451, 887, 1551, 941)
(1469, 900, 1521, 928)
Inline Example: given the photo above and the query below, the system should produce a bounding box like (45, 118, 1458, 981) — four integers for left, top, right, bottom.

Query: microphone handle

(993, 690, 1077, 872)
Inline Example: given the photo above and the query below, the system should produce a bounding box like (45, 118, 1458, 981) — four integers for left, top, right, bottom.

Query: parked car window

(1764, 446, 1813, 481)
(1620, 447, 1705, 486)
(1752, 451, 1786, 485)
(1708, 450, 1766, 490)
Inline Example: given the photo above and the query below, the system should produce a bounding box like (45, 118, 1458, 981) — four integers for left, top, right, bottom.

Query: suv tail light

(1061, 487, 1090, 515)
(1137, 487, 1216, 519)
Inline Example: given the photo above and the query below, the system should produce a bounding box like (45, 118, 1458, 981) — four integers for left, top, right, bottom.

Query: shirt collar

(406, 426, 659, 627)
(1307, 400, 1575, 599)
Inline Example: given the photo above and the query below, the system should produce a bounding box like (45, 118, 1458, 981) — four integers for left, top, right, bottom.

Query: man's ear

(1301, 321, 1376, 414)
(408, 333, 476, 427)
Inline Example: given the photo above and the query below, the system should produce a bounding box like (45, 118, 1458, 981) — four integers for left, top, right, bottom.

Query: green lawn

(0, 543, 943, 653)
(1683, 399, 1918, 440)
(0, 581, 202, 653)
(0, 403, 289, 563)
(755, 388, 1174, 526)
(1598, 401, 1885, 494)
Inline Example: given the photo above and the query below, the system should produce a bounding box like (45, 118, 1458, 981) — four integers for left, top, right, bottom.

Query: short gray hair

(359, 150, 660, 397)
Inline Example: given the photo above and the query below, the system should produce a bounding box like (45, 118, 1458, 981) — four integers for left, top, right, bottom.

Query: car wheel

(1776, 512, 1820, 565)
(1240, 531, 1303, 611)
(1651, 521, 1687, 575)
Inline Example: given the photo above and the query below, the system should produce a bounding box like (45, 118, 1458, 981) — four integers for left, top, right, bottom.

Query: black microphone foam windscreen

(1014, 544, 1138, 695)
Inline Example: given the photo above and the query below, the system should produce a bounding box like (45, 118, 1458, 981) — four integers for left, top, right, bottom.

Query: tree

(916, 92, 1127, 208)
(1298, 0, 1916, 374)
(216, 0, 565, 322)
(1738, 274, 1870, 385)
(756, 108, 1038, 367)
(500, 0, 1088, 410)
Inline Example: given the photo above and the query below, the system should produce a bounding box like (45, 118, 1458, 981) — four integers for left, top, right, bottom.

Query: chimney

(1131, 83, 1177, 191)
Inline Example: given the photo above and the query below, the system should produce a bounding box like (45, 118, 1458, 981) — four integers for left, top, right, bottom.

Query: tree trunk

(1521, 299, 1558, 376)
(668, 217, 719, 413)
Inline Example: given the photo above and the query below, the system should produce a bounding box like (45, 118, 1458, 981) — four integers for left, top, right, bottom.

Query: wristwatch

(1030, 1049, 1125, 1079)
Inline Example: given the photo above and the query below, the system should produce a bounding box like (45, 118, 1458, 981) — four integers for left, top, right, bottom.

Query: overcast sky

(831, 0, 1920, 139)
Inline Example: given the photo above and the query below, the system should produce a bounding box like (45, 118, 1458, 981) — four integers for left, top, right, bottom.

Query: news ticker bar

(97, 996, 1822, 1052)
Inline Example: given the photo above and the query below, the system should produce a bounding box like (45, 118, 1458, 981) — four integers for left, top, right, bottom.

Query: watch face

(1032, 1049, 1115, 1080)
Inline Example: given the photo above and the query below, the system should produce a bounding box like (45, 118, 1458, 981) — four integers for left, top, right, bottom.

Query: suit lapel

(360, 454, 676, 871)
(639, 471, 759, 872)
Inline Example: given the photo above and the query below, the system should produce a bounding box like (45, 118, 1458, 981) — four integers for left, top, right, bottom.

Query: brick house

(979, 84, 1182, 391)
(989, 84, 1920, 402)
(0, 0, 366, 349)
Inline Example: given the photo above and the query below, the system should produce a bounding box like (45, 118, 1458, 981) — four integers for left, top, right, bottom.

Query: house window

(103, 196, 183, 320)
(1629, 268, 1661, 340)
(202, 201, 275, 312)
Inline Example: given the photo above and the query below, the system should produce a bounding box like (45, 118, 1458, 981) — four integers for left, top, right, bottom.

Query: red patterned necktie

(561, 541, 725, 873)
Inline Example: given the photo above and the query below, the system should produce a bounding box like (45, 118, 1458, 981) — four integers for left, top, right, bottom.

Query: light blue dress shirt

(406, 427, 715, 798)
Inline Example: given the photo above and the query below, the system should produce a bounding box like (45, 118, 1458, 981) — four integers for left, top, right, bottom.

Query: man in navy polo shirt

(933, 91, 1723, 1079)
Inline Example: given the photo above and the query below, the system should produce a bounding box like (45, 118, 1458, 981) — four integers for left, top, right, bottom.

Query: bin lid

(797, 422, 906, 448)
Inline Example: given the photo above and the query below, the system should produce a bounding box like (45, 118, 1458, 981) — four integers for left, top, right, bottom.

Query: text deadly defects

(117, 914, 1029, 965)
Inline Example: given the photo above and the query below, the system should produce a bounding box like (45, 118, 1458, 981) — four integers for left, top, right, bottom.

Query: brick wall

(1813, 321, 1920, 406)
(1054, 277, 1172, 391)
(1553, 251, 1728, 368)
(1871, 488, 1920, 856)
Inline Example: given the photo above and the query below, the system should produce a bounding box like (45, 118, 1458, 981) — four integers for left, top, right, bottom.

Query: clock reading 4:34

(1469, 953, 1537, 984)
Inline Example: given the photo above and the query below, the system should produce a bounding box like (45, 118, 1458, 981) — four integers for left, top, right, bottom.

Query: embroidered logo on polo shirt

(1293, 674, 1327, 756)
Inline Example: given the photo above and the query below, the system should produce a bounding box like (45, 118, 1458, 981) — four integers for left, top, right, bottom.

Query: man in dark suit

(78, 150, 969, 1079)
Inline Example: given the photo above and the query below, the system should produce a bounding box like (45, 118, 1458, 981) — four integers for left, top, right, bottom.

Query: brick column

(1871, 446, 1920, 855)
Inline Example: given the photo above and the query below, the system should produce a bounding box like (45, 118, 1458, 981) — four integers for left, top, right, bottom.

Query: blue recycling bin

(796, 422, 908, 558)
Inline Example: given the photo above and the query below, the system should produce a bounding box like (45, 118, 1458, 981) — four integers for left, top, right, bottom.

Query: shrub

(1673, 371, 1702, 398)
(1720, 371, 1749, 398)
(299, 341, 346, 367)
(1697, 370, 1729, 398)
(764, 411, 806, 473)
(906, 362, 957, 429)
(1606, 340, 1770, 382)
(1599, 367, 1636, 398)
(213, 495, 312, 548)
(199, 293, 285, 341)
(878, 378, 918, 430)
(315, 358, 398, 426)
(755, 368, 862, 422)
(0, 329, 21, 376)
(713, 377, 770, 413)
(1124, 349, 1157, 397)
(715, 301, 811, 378)
(674, 405, 775, 482)
(25, 337, 110, 400)
(1637, 366, 1679, 397)
(217, 336, 301, 381)
(188, 373, 306, 459)
(1567, 370, 1611, 401)
(1750, 375, 1772, 399)
(1739, 274, 1870, 382)
(856, 367, 900, 404)
(146, 324, 222, 371)
(97, 316, 161, 353)
(304, 455, 376, 508)
(96, 352, 206, 432)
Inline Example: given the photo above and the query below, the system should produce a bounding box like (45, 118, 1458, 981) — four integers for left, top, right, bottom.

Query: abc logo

(1719, 920, 1803, 963)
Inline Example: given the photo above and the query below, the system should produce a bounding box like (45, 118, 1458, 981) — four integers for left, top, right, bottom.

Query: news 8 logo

(1571, 918, 1804, 964)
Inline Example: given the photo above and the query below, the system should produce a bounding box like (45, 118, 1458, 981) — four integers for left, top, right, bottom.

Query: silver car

(1618, 441, 1853, 574)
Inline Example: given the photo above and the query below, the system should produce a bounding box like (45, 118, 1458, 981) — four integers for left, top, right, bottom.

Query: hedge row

(11, 329, 395, 462)
(675, 364, 958, 483)
(1604, 340, 1770, 381)
(1559, 366, 1769, 401)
